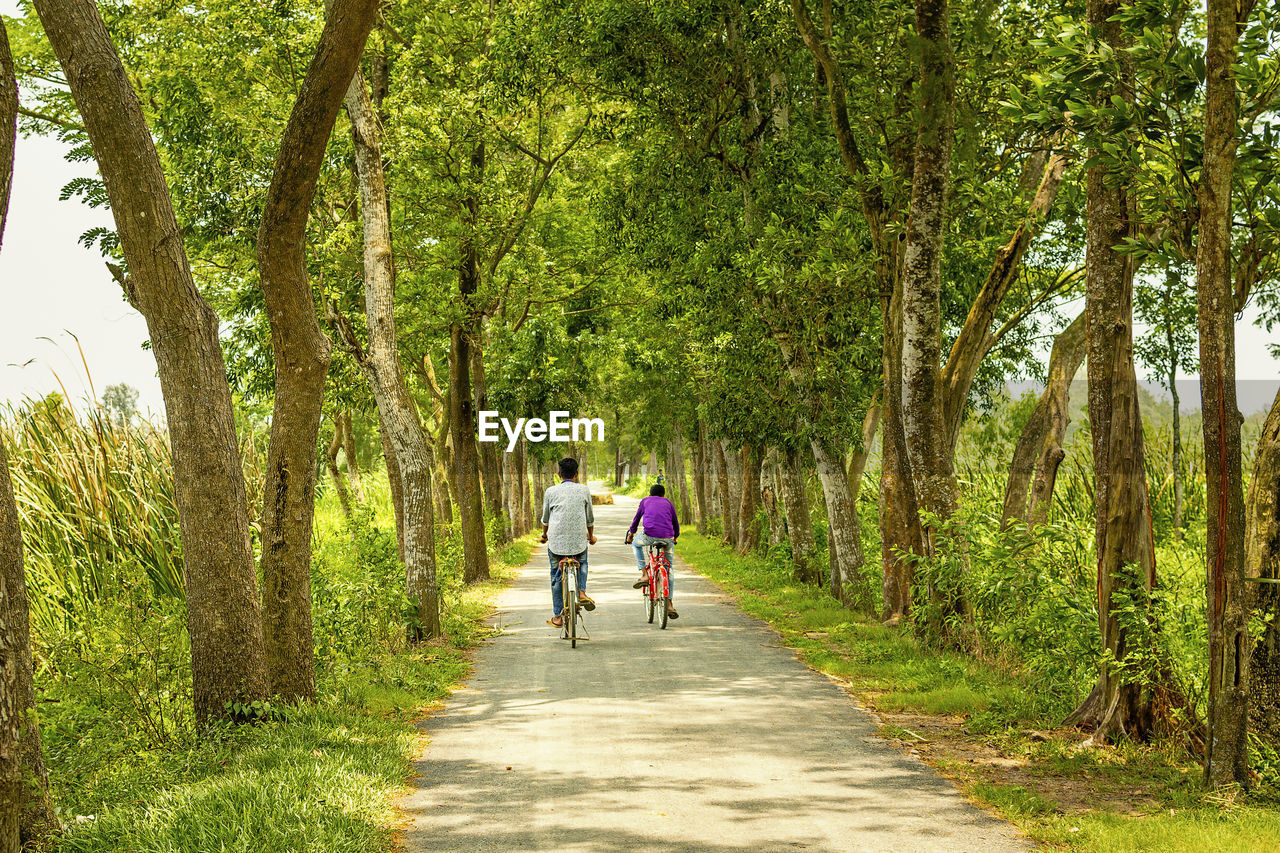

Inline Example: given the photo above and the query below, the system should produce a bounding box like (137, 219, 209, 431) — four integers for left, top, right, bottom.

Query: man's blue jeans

(549, 549, 588, 616)
(633, 536, 674, 595)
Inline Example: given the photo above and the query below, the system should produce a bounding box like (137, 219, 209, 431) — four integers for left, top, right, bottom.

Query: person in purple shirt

(625, 484, 680, 619)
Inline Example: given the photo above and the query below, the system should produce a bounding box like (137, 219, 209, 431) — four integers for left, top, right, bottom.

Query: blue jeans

(633, 537, 674, 595)
(549, 549, 588, 616)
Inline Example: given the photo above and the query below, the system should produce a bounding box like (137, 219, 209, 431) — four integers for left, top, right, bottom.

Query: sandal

(547, 615, 563, 628)
(632, 576, 648, 589)
(579, 594, 596, 611)
(667, 608, 679, 619)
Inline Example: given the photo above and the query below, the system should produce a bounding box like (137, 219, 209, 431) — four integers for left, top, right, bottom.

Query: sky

(0, 1, 160, 415)
(1, 0, 1277, 419)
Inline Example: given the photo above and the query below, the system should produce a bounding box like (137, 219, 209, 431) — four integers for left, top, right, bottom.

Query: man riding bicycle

(539, 457, 596, 628)
(626, 484, 679, 619)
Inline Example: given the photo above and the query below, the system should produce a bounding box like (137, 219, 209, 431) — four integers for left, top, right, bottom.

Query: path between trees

(401, 493, 1031, 852)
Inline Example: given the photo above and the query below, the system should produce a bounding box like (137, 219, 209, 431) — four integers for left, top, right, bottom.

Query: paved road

(402, 495, 1030, 852)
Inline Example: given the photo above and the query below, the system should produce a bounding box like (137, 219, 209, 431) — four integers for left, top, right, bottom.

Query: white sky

(2, 132, 165, 415)
(0, 1, 162, 414)
(1, 0, 1277, 419)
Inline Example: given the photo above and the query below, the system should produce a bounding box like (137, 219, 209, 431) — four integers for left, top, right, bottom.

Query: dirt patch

(873, 707, 1168, 816)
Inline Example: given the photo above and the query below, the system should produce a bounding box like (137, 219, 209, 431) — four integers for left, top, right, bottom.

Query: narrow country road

(402, 492, 1031, 852)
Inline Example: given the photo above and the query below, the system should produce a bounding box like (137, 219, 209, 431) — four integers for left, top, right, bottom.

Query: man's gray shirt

(542, 480, 594, 556)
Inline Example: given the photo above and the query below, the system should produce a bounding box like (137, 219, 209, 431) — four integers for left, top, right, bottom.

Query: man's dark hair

(650, 484, 665, 497)
(558, 457, 579, 479)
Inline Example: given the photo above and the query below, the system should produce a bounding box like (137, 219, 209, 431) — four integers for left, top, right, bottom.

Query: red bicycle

(641, 540, 673, 629)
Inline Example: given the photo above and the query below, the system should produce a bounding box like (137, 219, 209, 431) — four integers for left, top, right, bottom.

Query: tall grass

(3, 395, 266, 633)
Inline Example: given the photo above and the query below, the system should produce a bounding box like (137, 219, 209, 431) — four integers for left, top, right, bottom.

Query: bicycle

(640, 540, 673, 629)
(556, 555, 589, 648)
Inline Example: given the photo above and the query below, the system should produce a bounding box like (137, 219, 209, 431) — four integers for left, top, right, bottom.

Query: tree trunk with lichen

(256, 0, 378, 701)
(900, 0, 958, 557)
(1198, 0, 1249, 785)
(341, 66, 441, 639)
(780, 448, 817, 583)
(33, 0, 271, 722)
(1001, 312, 1087, 528)
(1247, 388, 1280, 743)
(1064, 0, 1167, 741)
(718, 440, 740, 546)
(325, 416, 353, 520)
(341, 411, 364, 503)
(737, 444, 761, 554)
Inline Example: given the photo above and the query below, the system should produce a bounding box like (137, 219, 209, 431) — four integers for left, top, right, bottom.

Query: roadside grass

(678, 531, 1280, 853)
(45, 498, 532, 853)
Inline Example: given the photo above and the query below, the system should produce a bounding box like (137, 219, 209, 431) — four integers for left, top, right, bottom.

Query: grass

(677, 531, 1280, 853)
(44, 496, 533, 853)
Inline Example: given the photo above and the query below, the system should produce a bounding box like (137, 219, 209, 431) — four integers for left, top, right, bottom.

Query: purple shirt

(628, 496, 680, 540)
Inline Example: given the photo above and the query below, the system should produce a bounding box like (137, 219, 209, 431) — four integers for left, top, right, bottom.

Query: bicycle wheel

(566, 564, 579, 648)
(659, 597, 669, 629)
(645, 578, 655, 623)
(569, 594, 578, 647)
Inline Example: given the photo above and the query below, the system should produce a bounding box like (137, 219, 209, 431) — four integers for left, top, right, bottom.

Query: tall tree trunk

(502, 447, 520, 540)
(1026, 313, 1088, 525)
(737, 445, 761, 553)
(900, 0, 958, 554)
(326, 415, 353, 520)
(810, 438, 864, 604)
(0, 31, 48, 844)
(940, 146, 1069, 449)
(3, 49, 55, 838)
(794, 0, 922, 612)
(378, 391, 406, 563)
(1198, 0, 1249, 784)
(707, 440, 722, 522)
(1002, 312, 1087, 527)
(848, 400, 881, 505)
(341, 410, 365, 503)
(340, 67, 440, 639)
(692, 424, 709, 532)
(614, 413, 624, 488)
(449, 134, 490, 583)
(1247, 388, 1280, 743)
(1170, 368, 1184, 537)
(473, 343, 505, 541)
(449, 332, 490, 582)
(532, 456, 547, 527)
(1065, 0, 1165, 740)
(780, 448, 817, 583)
(842, 401, 880, 574)
(766, 450, 785, 548)
(880, 285, 923, 622)
(34, 0, 269, 721)
(518, 438, 533, 535)
(256, 0, 376, 701)
(675, 434, 693, 523)
(716, 440, 737, 544)
(435, 389, 457, 523)
(0, 443, 56, 846)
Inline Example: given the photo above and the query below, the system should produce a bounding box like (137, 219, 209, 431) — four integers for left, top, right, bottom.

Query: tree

(1061, 0, 1165, 740)
(899, 0, 960, 627)
(101, 381, 139, 425)
(1000, 311, 1087, 529)
(331, 59, 442, 640)
(32, 0, 270, 721)
(1135, 266, 1197, 537)
(1196, 0, 1250, 787)
(1247, 386, 1280, 743)
(255, 0, 378, 703)
(0, 20, 57, 847)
